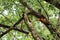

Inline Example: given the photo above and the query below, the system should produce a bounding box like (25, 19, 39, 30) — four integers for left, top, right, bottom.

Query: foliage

(0, 0, 60, 40)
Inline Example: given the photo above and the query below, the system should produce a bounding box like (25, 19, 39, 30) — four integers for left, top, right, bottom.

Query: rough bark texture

(23, 11, 43, 40)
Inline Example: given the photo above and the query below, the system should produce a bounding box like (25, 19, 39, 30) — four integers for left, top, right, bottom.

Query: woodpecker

(38, 15, 50, 26)
(38, 9, 50, 26)
(28, 12, 51, 26)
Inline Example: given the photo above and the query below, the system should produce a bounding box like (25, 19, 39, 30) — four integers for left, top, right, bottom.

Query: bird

(38, 15, 51, 26)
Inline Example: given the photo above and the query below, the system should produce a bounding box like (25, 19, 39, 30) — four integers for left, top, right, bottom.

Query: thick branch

(23, 11, 43, 40)
(19, 0, 50, 25)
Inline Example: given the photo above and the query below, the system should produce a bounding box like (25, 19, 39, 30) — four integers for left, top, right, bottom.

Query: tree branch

(0, 17, 24, 38)
(19, 0, 60, 38)
(0, 24, 29, 34)
(23, 11, 44, 40)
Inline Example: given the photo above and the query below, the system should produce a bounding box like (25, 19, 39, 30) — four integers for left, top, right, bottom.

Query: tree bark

(23, 11, 43, 40)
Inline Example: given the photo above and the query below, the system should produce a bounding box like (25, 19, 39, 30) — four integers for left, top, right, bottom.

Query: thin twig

(37, 0, 49, 20)
(0, 16, 24, 38)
